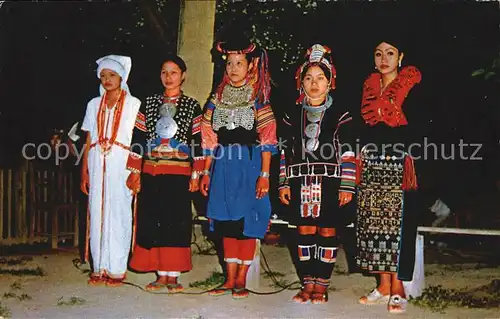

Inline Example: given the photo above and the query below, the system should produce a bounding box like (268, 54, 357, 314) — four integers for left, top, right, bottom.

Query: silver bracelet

(260, 171, 270, 178)
(191, 171, 199, 179)
(201, 169, 211, 176)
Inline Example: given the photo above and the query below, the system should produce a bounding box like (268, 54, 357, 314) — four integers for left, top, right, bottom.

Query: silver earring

(398, 60, 402, 67)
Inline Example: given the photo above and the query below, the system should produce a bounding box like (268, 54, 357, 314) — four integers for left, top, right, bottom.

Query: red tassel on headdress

(330, 63, 337, 90)
(257, 49, 271, 104)
(295, 92, 306, 104)
(402, 156, 418, 191)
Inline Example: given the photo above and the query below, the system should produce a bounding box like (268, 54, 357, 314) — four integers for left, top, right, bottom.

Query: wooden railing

(0, 160, 79, 246)
(0, 162, 28, 244)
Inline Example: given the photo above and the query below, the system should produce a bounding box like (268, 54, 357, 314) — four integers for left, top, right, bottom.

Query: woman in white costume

(81, 54, 142, 287)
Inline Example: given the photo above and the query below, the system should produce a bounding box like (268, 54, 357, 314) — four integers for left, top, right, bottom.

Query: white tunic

(82, 94, 141, 277)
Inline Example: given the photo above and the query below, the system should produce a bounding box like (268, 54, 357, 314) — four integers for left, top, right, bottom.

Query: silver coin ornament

(305, 123, 320, 139)
(156, 102, 178, 138)
(306, 138, 319, 152)
(226, 110, 236, 130)
(306, 110, 322, 123)
(159, 102, 177, 118)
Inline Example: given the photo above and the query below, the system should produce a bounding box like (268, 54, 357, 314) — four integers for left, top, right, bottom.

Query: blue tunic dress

(201, 93, 277, 239)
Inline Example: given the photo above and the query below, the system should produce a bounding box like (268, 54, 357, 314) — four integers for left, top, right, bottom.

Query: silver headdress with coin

(296, 44, 337, 152)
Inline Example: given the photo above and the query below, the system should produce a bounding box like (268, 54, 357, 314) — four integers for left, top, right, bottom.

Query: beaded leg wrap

(297, 234, 316, 279)
(314, 235, 338, 280)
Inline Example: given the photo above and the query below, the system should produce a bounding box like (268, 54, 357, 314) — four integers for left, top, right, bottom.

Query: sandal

(145, 281, 168, 291)
(310, 291, 328, 304)
(167, 283, 184, 294)
(388, 294, 407, 313)
(292, 278, 315, 304)
(105, 277, 125, 287)
(208, 287, 233, 297)
(87, 274, 107, 286)
(292, 289, 312, 304)
(232, 287, 249, 300)
(359, 288, 390, 305)
(310, 279, 329, 304)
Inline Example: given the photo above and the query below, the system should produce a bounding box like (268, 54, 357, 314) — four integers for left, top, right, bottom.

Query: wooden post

(7, 169, 12, 239)
(21, 163, 28, 239)
(177, 0, 216, 104)
(0, 169, 3, 239)
(51, 207, 58, 249)
(15, 169, 22, 239)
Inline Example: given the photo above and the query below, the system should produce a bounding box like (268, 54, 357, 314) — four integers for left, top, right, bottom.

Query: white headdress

(96, 54, 132, 95)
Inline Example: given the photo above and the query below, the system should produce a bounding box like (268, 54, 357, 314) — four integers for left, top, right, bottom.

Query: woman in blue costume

(200, 36, 277, 299)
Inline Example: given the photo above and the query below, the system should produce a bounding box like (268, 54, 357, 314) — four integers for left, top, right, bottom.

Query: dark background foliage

(0, 0, 180, 166)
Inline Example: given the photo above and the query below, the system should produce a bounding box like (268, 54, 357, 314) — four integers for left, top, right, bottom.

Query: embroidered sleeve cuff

(339, 182, 356, 194)
(193, 156, 205, 171)
(278, 184, 290, 190)
(341, 151, 355, 159)
(340, 159, 356, 193)
(127, 152, 142, 173)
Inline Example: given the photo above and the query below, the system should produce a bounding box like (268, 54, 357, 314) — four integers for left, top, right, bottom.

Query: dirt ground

(1, 233, 499, 319)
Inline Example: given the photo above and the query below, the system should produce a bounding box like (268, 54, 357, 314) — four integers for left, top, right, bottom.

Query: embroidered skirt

(356, 151, 406, 273)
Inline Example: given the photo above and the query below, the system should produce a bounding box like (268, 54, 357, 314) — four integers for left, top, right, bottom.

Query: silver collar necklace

(302, 95, 332, 113)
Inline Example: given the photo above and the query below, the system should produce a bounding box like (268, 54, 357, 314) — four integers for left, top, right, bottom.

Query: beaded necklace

(97, 90, 126, 156)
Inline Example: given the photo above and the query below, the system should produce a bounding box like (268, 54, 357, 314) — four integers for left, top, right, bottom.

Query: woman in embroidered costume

(128, 55, 203, 292)
(278, 44, 357, 304)
(356, 37, 422, 313)
(199, 36, 277, 299)
(80, 55, 142, 287)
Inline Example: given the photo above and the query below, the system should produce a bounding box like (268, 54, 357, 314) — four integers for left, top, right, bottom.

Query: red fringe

(258, 49, 271, 104)
(402, 156, 418, 191)
(355, 156, 363, 185)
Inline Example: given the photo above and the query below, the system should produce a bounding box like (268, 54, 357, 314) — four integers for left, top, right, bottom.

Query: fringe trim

(402, 155, 418, 191)
(355, 156, 363, 185)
